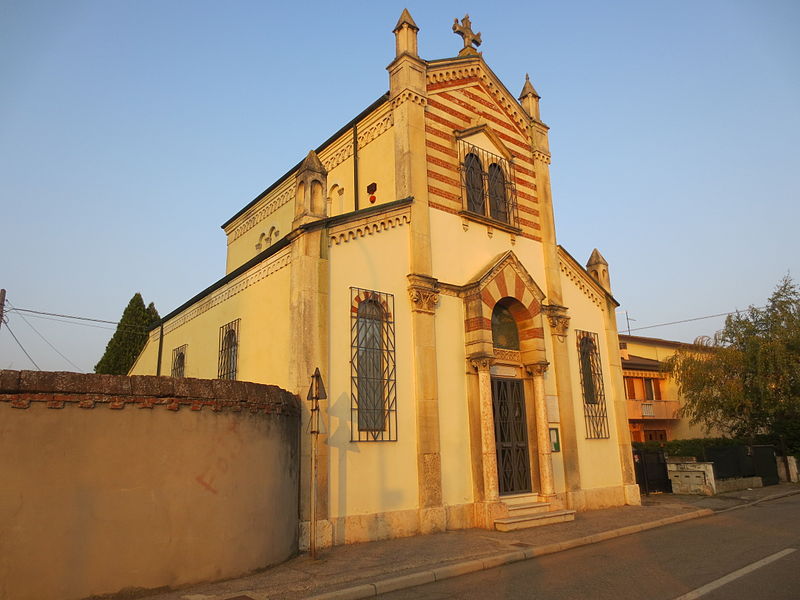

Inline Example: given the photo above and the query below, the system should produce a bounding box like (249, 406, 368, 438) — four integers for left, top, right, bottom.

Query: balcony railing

(626, 399, 680, 420)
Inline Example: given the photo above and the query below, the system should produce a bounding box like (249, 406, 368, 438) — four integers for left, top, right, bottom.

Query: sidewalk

(137, 483, 799, 600)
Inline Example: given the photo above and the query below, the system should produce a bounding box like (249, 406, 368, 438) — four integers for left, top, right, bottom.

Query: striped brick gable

(424, 76, 541, 242)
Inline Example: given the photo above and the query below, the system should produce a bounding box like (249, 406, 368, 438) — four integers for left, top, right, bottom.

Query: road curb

(714, 487, 800, 514)
(303, 509, 712, 600)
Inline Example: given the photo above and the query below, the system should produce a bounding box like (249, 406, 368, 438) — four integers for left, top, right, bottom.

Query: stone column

(470, 356, 498, 502)
(407, 275, 445, 533)
(528, 361, 555, 498)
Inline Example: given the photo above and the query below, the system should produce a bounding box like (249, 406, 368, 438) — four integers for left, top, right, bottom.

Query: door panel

(492, 378, 532, 495)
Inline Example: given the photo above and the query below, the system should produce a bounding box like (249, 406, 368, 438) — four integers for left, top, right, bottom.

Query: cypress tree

(95, 293, 160, 375)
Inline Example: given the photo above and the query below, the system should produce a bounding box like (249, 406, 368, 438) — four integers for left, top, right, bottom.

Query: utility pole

(0, 289, 6, 331)
(306, 367, 326, 560)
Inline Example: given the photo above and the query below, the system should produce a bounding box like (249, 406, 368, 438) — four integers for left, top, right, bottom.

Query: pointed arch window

(218, 319, 239, 380)
(488, 163, 508, 222)
(351, 288, 396, 441)
(576, 330, 609, 439)
(464, 153, 485, 215)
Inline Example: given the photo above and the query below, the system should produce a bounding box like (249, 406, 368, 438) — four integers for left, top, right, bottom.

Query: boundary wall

(0, 370, 300, 600)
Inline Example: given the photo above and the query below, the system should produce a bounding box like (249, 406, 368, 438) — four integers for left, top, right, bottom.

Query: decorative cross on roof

(452, 14, 482, 56)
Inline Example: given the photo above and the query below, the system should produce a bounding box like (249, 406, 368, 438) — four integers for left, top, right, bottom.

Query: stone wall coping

(0, 370, 299, 416)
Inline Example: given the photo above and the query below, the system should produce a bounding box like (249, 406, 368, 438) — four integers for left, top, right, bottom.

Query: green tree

(664, 276, 800, 441)
(95, 293, 160, 375)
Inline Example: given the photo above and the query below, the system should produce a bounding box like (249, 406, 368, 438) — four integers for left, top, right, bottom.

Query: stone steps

(494, 508, 576, 532)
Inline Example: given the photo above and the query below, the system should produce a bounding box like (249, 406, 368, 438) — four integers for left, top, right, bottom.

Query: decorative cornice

(156, 247, 292, 338)
(493, 348, 521, 363)
(542, 304, 570, 340)
(328, 206, 410, 246)
(321, 110, 394, 173)
(407, 273, 440, 314)
(227, 180, 294, 244)
(559, 258, 603, 308)
(391, 89, 427, 108)
(426, 61, 528, 136)
(532, 150, 551, 165)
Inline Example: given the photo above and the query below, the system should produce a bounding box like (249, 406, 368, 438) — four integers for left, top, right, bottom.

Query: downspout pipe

(156, 322, 164, 376)
(353, 123, 359, 211)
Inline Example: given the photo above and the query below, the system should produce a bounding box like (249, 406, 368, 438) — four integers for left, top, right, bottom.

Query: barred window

(171, 344, 187, 378)
(218, 319, 239, 380)
(458, 141, 517, 227)
(576, 330, 609, 439)
(351, 288, 396, 441)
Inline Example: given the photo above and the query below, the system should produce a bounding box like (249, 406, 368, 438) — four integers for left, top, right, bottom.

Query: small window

(351, 288, 396, 441)
(576, 330, 609, 439)
(171, 344, 187, 378)
(218, 319, 240, 380)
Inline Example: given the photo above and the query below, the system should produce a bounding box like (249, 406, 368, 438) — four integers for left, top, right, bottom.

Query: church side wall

(560, 270, 627, 508)
(130, 249, 292, 390)
(326, 224, 420, 543)
(0, 372, 299, 600)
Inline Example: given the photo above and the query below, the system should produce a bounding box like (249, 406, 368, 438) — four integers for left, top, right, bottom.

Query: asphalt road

(377, 494, 800, 600)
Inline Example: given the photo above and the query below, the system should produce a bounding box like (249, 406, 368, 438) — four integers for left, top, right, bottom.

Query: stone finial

(519, 73, 541, 120)
(393, 8, 419, 58)
(452, 14, 482, 56)
(298, 149, 326, 176)
(586, 248, 612, 293)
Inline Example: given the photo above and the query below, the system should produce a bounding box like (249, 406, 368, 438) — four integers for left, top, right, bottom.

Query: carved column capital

(469, 354, 495, 372)
(407, 273, 440, 314)
(542, 304, 570, 341)
(525, 361, 550, 377)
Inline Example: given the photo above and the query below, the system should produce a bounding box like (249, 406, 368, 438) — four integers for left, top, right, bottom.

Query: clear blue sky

(2, 1, 798, 371)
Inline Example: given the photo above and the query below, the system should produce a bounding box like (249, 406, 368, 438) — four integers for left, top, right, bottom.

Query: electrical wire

(6, 300, 84, 372)
(2, 318, 41, 370)
(619, 306, 767, 334)
(6, 309, 150, 334)
(10, 307, 121, 325)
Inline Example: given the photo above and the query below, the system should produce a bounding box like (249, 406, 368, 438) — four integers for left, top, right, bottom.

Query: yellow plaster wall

(131, 251, 292, 389)
(223, 179, 295, 274)
(559, 267, 624, 491)
(428, 210, 546, 286)
(326, 224, 419, 519)
(434, 294, 474, 507)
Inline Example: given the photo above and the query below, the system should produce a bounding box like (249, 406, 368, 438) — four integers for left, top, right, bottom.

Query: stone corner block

(0, 370, 21, 392)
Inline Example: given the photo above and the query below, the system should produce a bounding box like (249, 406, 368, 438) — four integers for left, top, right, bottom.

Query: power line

(6, 300, 84, 372)
(2, 319, 41, 370)
(10, 307, 121, 325)
(619, 306, 767, 334)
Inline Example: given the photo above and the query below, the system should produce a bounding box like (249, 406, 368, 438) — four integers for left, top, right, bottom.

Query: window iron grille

(458, 141, 518, 228)
(171, 344, 187, 378)
(576, 330, 610, 439)
(642, 403, 655, 417)
(350, 288, 397, 442)
(218, 319, 240, 380)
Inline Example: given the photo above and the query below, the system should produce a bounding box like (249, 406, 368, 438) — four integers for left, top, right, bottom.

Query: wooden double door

(491, 378, 532, 495)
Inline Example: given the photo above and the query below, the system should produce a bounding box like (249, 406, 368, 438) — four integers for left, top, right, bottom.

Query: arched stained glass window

(491, 304, 520, 350)
(464, 153, 484, 215)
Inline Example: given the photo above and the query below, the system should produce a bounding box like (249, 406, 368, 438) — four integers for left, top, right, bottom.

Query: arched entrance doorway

(491, 299, 533, 496)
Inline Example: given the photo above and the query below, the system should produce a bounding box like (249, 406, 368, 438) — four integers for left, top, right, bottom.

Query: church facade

(131, 11, 640, 547)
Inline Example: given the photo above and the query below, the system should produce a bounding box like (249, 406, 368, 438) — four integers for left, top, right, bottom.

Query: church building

(131, 10, 640, 548)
